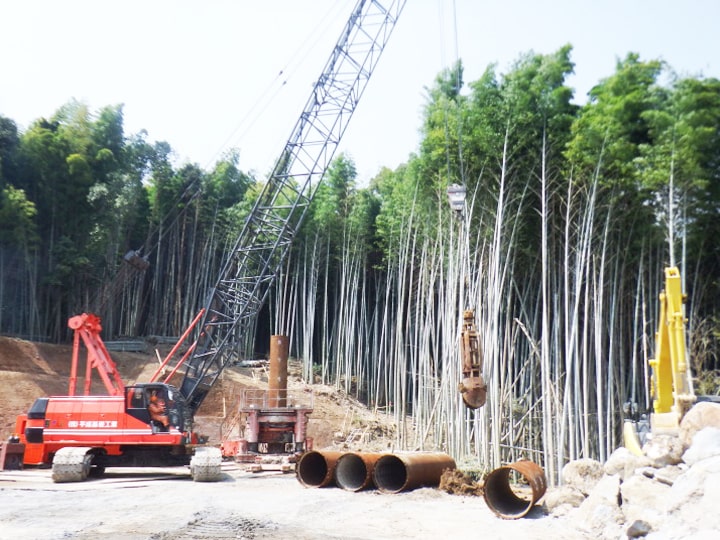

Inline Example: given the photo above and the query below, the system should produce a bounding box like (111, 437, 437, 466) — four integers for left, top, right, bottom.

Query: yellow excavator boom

(648, 267, 697, 432)
(625, 267, 697, 455)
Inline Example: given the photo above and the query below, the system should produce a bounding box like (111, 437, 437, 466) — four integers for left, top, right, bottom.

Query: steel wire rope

(205, 0, 355, 173)
(439, 0, 466, 189)
(180, 1, 355, 338)
(91, 178, 203, 315)
(98, 1, 359, 326)
(137, 0, 355, 263)
(91, 175, 202, 313)
(448, 0, 473, 315)
(96, 1, 360, 323)
(437, 0, 481, 445)
(93, 113, 211, 316)
(451, 0, 466, 190)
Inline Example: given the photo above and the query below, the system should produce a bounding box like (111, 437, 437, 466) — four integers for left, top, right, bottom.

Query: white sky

(1, 0, 718, 185)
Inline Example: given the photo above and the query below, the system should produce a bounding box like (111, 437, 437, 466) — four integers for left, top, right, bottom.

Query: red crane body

(14, 313, 207, 481)
(17, 393, 196, 465)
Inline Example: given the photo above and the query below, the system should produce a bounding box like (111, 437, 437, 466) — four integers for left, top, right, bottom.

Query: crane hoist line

(12, 0, 407, 483)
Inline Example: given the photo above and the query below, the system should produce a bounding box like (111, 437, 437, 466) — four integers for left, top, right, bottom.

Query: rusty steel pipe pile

(296, 450, 343, 488)
(334, 452, 386, 491)
(297, 450, 455, 493)
(372, 452, 456, 493)
(483, 460, 547, 519)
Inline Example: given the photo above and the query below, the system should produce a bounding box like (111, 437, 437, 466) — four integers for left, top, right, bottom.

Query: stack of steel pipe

(297, 450, 455, 493)
(483, 459, 547, 519)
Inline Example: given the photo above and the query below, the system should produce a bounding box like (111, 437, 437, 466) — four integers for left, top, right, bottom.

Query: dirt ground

(0, 336, 590, 539)
(0, 465, 590, 540)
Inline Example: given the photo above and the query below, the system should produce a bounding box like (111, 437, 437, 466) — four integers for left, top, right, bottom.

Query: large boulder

(642, 433, 684, 467)
(559, 406, 720, 539)
(604, 446, 650, 480)
(679, 401, 720, 448)
(543, 484, 585, 516)
(682, 427, 720, 466)
(657, 455, 720, 538)
(561, 458, 604, 496)
(620, 472, 671, 533)
(574, 474, 624, 538)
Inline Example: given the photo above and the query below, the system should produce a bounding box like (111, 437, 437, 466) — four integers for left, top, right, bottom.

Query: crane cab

(124, 383, 192, 433)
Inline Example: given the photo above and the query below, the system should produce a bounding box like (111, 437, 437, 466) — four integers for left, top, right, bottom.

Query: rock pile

(544, 402, 720, 539)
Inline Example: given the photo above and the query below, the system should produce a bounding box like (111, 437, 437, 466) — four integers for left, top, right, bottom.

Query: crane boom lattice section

(180, 0, 406, 413)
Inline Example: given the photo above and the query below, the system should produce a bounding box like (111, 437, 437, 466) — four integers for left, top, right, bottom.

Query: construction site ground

(0, 336, 601, 538)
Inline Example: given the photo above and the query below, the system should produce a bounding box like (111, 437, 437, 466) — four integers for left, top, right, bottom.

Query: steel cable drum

(296, 451, 342, 488)
(335, 452, 387, 491)
(483, 460, 547, 519)
(372, 452, 456, 493)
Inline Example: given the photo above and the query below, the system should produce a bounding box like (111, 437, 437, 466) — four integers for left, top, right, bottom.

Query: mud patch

(439, 468, 484, 496)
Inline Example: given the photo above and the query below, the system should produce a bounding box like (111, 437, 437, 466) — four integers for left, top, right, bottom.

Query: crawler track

(190, 447, 223, 482)
(51, 447, 93, 483)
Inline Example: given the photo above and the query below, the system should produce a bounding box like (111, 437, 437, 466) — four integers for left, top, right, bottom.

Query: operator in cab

(148, 390, 170, 432)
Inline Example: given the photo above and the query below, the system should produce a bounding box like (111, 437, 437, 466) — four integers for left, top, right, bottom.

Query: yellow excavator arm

(625, 267, 697, 455)
(648, 267, 697, 431)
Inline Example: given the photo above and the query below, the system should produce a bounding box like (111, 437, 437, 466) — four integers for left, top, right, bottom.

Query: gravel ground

(0, 462, 590, 540)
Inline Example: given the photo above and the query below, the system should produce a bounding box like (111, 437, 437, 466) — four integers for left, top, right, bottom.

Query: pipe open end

(483, 460, 546, 519)
(297, 451, 336, 488)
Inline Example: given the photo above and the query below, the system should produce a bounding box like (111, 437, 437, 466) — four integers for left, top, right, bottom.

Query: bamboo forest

(1, 47, 719, 481)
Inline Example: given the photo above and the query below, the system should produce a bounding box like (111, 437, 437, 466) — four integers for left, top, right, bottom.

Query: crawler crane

(13, 0, 407, 482)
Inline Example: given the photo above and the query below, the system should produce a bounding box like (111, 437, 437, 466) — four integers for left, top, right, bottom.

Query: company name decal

(67, 420, 118, 428)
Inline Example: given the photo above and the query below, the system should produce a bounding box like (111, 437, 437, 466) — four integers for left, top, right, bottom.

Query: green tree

(638, 77, 720, 257)
(418, 60, 466, 185)
(0, 116, 20, 186)
(0, 185, 37, 249)
(371, 163, 422, 262)
(308, 152, 357, 251)
(565, 53, 665, 273)
(91, 104, 126, 184)
(566, 53, 664, 184)
(0, 185, 39, 333)
(203, 149, 253, 238)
